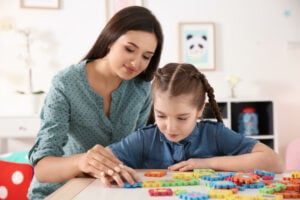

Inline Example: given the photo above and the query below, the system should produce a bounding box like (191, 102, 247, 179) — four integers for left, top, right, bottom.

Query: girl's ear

(196, 104, 205, 118)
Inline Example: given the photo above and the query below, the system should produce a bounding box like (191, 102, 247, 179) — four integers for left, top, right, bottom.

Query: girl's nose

(165, 119, 176, 133)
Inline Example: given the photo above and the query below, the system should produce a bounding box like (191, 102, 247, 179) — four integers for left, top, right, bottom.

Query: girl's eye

(125, 47, 134, 52)
(178, 118, 187, 121)
(156, 115, 165, 119)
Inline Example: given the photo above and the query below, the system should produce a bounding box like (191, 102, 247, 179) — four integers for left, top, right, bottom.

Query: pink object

(285, 138, 300, 171)
(262, 176, 274, 180)
(148, 188, 173, 196)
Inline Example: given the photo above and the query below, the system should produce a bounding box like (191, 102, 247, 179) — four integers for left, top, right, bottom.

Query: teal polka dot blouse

(27, 60, 151, 199)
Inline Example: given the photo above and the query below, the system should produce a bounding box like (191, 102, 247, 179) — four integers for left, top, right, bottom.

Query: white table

(46, 171, 295, 200)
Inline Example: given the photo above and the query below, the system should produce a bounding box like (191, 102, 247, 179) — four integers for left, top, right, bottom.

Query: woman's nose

(130, 56, 141, 67)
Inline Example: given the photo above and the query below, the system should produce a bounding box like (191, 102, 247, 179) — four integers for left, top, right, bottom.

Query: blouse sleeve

(28, 75, 70, 166)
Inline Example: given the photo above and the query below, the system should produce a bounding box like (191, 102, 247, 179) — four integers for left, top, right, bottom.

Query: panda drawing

(185, 33, 208, 62)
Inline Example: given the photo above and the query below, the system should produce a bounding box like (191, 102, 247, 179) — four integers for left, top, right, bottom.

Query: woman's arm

(98, 147, 141, 188)
(34, 144, 123, 183)
(98, 130, 146, 187)
(31, 71, 126, 183)
(168, 142, 285, 173)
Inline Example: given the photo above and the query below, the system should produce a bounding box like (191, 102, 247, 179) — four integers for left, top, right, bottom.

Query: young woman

(28, 6, 163, 199)
(101, 63, 284, 187)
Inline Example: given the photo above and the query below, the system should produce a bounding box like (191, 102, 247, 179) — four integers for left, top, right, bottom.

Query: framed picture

(106, 0, 144, 21)
(179, 22, 216, 71)
(20, 0, 60, 9)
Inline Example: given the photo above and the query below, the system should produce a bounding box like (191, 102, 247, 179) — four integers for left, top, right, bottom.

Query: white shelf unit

(0, 115, 40, 153)
(202, 99, 277, 152)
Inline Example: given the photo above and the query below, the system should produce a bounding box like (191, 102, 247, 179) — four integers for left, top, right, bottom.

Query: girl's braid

(197, 72, 223, 123)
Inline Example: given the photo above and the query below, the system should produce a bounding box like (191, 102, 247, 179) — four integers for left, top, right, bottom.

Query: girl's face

(106, 30, 157, 80)
(153, 91, 203, 143)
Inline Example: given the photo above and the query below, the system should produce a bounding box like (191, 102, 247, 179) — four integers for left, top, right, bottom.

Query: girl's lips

(167, 134, 178, 139)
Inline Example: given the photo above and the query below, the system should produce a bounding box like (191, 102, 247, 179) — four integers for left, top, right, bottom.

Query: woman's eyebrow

(127, 42, 155, 54)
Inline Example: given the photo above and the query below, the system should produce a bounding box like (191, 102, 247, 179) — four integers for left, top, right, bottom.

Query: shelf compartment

(230, 101, 273, 135)
(203, 102, 228, 119)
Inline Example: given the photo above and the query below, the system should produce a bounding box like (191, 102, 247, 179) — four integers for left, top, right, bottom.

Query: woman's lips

(124, 65, 136, 74)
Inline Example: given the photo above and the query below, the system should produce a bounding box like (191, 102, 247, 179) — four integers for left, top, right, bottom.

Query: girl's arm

(168, 142, 285, 173)
(34, 144, 123, 183)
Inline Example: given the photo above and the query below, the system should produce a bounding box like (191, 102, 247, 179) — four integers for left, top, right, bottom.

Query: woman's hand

(99, 165, 141, 187)
(78, 144, 124, 178)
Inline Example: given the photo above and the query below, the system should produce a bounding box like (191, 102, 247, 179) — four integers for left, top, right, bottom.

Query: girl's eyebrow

(127, 42, 155, 54)
(155, 109, 190, 116)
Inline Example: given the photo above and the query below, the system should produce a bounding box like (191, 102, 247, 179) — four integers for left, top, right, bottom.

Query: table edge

(45, 178, 95, 200)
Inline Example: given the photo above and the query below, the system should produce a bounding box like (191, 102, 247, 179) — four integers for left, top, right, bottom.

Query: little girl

(102, 63, 284, 187)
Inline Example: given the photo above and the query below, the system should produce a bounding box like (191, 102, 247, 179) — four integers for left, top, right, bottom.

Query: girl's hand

(78, 144, 123, 178)
(99, 165, 141, 187)
(168, 158, 209, 171)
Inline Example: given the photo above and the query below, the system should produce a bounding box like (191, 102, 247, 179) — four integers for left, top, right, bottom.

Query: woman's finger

(99, 175, 113, 187)
(87, 145, 123, 175)
(92, 145, 122, 165)
(86, 165, 105, 179)
(111, 173, 125, 187)
(95, 145, 122, 164)
(123, 166, 141, 183)
(90, 156, 118, 173)
(119, 170, 134, 185)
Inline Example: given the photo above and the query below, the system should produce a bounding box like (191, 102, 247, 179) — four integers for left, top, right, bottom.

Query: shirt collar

(158, 123, 199, 145)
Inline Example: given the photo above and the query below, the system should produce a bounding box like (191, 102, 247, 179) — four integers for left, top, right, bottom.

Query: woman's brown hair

(82, 6, 163, 82)
(148, 63, 223, 123)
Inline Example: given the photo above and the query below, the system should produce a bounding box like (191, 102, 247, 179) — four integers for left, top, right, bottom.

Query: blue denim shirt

(109, 121, 258, 169)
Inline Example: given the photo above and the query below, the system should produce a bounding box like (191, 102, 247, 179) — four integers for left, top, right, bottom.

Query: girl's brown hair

(149, 63, 223, 123)
(82, 6, 163, 82)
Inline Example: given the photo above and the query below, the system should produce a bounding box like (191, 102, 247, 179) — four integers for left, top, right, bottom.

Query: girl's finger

(168, 161, 186, 171)
(178, 165, 190, 171)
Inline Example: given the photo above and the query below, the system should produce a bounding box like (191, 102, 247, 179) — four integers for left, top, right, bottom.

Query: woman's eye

(125, 47, 134, 52)
(143, 55, 151, 60)
(156, 115, 165, 118)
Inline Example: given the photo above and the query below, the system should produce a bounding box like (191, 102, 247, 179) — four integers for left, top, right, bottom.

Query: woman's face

(153, 91, 203, 143)
(106, 30, 157, 80)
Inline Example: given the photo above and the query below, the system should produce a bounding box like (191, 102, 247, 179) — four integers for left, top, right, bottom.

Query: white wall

(0, 0, 300, 161)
